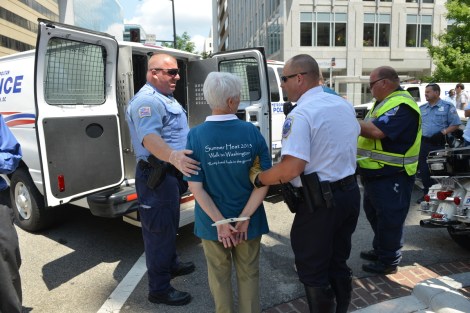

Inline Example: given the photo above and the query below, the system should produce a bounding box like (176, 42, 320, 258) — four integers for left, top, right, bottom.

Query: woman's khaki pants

(202, 237, 262, 313)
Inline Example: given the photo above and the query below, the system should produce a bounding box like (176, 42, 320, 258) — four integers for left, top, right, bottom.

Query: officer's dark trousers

(0, 203, 22, 313)
(291, 181, 360, 288)
(135, 164, 187, 294)
(363, 172, 414, 266)
(418, 141, 444, 194)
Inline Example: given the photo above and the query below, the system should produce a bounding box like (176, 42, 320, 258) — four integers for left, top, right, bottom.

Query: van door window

(406, 87, 420, 102)
(267, 67, 280, 102)
(44, 38, 106, 105)
(219, 58, 261, 102)
(276, 68, 287, 101)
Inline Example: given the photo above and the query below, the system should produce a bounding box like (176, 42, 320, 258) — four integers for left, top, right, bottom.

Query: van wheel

(10, 168, 52, 232)
(447, 227, 470, 251)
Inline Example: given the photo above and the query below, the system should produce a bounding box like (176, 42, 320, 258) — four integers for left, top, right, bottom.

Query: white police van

(0, 19, 274, 231)
(266, 60, 288, 163)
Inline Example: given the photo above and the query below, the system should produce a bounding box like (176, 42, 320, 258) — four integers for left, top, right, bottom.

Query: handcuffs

(211, 217, 250, 226)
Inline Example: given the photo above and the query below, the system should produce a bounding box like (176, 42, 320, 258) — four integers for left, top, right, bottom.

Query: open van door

(34, 19, 124, 207)
(187, 48, 272, 156)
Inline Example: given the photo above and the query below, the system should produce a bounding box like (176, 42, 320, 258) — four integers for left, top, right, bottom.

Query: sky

(119, 0, 213, 52)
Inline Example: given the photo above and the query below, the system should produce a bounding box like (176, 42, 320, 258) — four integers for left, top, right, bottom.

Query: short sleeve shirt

(126, 83, 189, 162)
(281, 86, 360, 186)
(420, 99, 461, 137)
(184, 114, 271, 241)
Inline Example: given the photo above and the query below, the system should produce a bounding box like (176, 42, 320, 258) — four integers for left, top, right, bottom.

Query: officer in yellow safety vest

(357, 66, 421, 275)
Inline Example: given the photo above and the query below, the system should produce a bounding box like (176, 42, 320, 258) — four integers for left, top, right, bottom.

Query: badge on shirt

(138, 107, 151, 118)
(282, 116, 294, 138)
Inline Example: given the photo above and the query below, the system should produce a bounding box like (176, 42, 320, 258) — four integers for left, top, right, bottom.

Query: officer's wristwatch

(254, 174, 265, 188)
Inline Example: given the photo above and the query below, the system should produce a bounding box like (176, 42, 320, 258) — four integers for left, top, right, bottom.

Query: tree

(426, 0, 470, 82)
(162, 32, 196, 53)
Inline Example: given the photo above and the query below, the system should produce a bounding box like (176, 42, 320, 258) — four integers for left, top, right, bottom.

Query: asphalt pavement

(16, 183, 470, 313)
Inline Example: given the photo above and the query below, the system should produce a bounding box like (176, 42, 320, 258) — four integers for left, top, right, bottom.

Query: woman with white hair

(184, 72, 271, 313)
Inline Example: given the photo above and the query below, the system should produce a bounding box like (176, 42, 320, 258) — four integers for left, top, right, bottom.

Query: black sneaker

(171, 261, 195, 278)
(362, 261, 397, 275)
(360, 250, 378, 261)
(148, 287, 191, 306)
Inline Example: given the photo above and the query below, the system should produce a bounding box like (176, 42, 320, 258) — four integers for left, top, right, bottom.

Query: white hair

(203, 72, 242, 110)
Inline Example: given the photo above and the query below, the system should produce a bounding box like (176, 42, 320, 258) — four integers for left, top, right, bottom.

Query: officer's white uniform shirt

(281, 86, 360, 187)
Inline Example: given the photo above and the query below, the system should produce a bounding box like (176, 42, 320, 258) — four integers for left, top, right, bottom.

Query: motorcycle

(418, 142, 470, 250)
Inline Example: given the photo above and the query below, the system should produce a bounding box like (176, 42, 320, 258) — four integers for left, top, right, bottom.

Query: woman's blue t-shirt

(184, 118, 271, 241)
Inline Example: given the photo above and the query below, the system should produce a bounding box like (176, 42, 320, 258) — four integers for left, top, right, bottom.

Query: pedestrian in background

(444, 88, 456, 106)
(417, 83, 460, 203)
(0, 114, 23, 313)
(126, 53, 200, 306)
(455, 83, 469, 110)
(253, 54, 361, 313)
(185, 72, 271, 313)
(357, 66, 421, 275)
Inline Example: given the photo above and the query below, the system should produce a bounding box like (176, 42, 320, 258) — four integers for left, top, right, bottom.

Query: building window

(300, 12, 347, 47)
(363, 13, 390, 47)
(406, 15, 432, 47)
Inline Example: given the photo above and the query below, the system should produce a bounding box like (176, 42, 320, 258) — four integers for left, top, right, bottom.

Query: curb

(352, 272, 470, 313)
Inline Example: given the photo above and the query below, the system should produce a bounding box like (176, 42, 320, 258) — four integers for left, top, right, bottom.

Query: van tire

(10, 168, 52, 232)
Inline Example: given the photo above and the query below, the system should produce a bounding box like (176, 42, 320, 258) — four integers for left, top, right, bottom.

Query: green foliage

(200, 51, 211, 59)
(427, 0, 470, 82)
(162, 32, 196, 53)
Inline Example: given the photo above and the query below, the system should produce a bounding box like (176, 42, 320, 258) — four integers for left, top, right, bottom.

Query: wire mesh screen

(219, 58, 261, 102)
(44, 38, 106, 105)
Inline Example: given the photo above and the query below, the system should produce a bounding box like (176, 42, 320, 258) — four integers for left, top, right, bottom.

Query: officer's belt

(138, 159, 180, 177)
(421, 136, 444, 146)
(293, 174, 356, 195)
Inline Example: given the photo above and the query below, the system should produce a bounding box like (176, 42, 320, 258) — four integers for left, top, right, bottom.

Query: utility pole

(170, 0, 177, 49)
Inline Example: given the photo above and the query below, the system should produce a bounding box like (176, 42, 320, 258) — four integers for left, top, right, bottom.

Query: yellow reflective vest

(357, 90, 422, 176)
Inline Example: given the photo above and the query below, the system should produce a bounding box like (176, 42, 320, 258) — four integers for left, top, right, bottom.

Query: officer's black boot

(330, 274, 352, 313)
(304, 284, 337, 313)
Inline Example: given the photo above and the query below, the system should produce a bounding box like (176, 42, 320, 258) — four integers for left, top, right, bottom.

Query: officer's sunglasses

(280, 72, 308, 83)
(149, 68, 179, 76)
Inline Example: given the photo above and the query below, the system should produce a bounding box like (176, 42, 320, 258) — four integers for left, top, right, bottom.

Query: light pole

(170, 0, 176, 49)
(329, 57, 336, 88)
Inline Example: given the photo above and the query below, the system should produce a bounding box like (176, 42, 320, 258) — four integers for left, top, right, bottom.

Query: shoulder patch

(282, 116, 294, 138)
(384, 106, 399, 116)
(138, 107, 151, 118)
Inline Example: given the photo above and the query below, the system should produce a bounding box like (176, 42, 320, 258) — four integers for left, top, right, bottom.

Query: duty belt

(293, 174, 356, 195)
(138, 160, 181, 177)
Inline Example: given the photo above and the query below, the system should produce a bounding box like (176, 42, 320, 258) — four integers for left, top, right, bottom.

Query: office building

(1, 0, 59, 57)
(213, 0, 450, 104)
(1, 0, 124, 57)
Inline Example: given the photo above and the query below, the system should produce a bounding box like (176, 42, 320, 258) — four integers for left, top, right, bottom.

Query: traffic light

(130, 28, 140, 43)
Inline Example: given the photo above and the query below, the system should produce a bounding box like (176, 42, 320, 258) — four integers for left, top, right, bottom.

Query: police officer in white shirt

(253, 54, 360, 313)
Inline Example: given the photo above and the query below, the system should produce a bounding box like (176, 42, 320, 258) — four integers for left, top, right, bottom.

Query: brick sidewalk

(263, 260, 470, 313)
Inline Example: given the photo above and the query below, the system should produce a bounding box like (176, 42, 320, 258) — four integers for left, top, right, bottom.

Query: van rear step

(87, 185, 138, 218)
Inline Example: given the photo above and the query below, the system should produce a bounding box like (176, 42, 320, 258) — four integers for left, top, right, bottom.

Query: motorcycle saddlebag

(427, 147, 470, 176)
